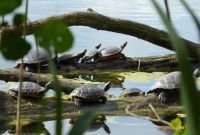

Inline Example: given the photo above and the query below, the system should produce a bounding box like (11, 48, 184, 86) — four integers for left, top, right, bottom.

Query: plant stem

(47, 51, 62, 135)
(16, 0, 29, 134)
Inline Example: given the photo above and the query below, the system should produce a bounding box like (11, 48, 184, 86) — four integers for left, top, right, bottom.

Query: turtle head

(44, 79, 54, 92)
(95, 43, 101, 49)
(193, 68, 200, 79)
(103, 81, 112, 92)
(78, 49, 87, 58)
(120, 41, 127, 50)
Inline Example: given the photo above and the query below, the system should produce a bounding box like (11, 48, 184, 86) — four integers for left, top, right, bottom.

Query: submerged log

(0, 91, 183, 122)
(1, 10, 200, 59)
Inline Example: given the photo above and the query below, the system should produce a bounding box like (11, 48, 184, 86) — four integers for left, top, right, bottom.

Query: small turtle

(15, 48, 57, 72)
(147, 68, 200, 103)
(81, 43, 101, 63)
(57, 49, 87, 65)
(95, 41, 127, 62)
(8, 80, 53, 99)
(70, 81, 112, 106)
(123, 88, 145, 97)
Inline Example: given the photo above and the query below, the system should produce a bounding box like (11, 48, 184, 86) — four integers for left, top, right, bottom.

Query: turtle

(123, 88, 145, 97)
(70, 81, 112, 106)
(80, 43, 101, 63)
(8, 79, 53, 99)
(57, 49, 87, 65)
(15, 48, 57, 72)
(147, 68, 200, 104)
(95, 41, 127, 62)
(8, 122, 50, 135)
(69, 114, 111, 134)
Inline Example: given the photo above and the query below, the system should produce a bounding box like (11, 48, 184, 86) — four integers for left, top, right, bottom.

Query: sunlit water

(0, 0, 200, 135)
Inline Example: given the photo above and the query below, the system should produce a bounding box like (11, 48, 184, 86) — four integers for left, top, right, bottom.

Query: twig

(125, 104, 171, 126)
(148, 103, 171, 125)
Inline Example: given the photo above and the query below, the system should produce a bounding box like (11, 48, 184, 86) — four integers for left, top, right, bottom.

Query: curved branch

(1, 10, 199, 59)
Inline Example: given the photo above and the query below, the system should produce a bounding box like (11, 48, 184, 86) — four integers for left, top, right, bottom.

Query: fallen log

(0, 91, 183, 122)
(1, 10, 199, 59)
(0, 68, 82, 93)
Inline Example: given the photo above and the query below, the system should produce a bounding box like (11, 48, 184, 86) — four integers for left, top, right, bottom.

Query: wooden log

(0, 68, 82, 93)
(0, 91, 183, 122)
(1, 10, 199, 59)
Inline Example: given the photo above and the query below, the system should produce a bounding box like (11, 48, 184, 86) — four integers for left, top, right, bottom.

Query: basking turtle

(123, 88, 145, 97)
(81, 43, 101, 63)
(69, 114, 111, 134)
(15, 48, 57, 72)
(8, 80, 53, 99)
(57, 49, 87, 65)
(147, 68, 200, 103)
(95, 41, 127, 62)
(70, 81, 112, 106)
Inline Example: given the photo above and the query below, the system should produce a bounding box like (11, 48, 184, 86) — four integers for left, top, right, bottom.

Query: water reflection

(42, 116, 165, 135)
(0, 116, 174, 135)
(2, 122, 50, 135)
(69, 114, 111, 134)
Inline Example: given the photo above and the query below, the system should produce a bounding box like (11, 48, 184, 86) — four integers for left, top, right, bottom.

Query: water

(1, 116, 167, 135)
(1, 0, 200, 134)
(0, 0, 199, 68)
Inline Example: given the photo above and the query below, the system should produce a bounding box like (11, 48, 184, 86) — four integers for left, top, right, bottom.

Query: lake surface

(0, 0, 200, 135)
(0, 0, 199, 68)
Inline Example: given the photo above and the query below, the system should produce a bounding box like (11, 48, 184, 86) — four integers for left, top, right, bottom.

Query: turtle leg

(121, 53, 127, 61)
(101, 96, 107, 104)
(74, 98, 83, 107)
(9, 91, 18, 100)
(158, 92, 168, 103)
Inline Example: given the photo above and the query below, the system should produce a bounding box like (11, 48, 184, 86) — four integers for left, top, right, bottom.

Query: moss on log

(0, 91, 183, 122)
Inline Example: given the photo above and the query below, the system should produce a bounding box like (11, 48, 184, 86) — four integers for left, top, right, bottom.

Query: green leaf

(34, 20, 73, 53)
(151, 1, 200, 135)
(0, 0, 22, 15)
(0, 32, 31, 60)
(171, 118, 182, 130)
(13, 13, 25, 26)
(68, 108, 101, 135)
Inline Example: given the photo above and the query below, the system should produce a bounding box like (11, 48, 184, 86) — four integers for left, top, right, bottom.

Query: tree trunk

(1, 10, 199, 59)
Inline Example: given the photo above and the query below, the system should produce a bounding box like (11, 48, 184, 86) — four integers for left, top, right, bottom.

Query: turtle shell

(58, 50, 86, 64)
(16, 49, 55, 66)
(70, 85, 105, 99)
(147, 71, 181, 94)
(58, 53, 76, 64)
(9, 82, 45, 97)
(100, 46, 121, 57)
(124, 88, 143, 97)
(87, 48, 99, 57)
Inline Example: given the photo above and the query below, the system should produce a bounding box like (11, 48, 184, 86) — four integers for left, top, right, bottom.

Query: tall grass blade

(151, 1, 200, 135)
(179, 0, 200, 40)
